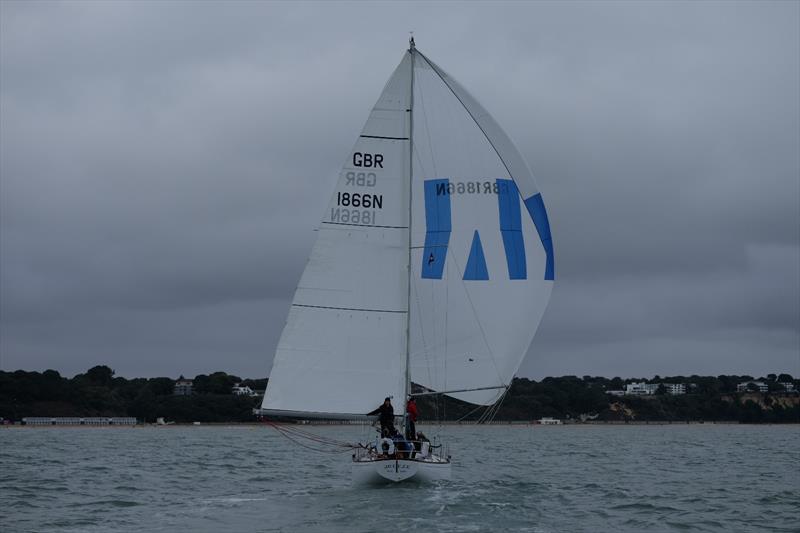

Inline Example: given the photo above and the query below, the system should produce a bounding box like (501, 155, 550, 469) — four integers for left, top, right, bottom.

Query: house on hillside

(625, 382, 658, 395)
(736, 381, 768, 393)
(232, 383, 258, 396)
(174, 378, 193, 396)
(662, 383, 686, 395)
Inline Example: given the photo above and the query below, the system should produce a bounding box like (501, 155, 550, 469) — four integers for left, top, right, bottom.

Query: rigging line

(481, 399, 496, 423)
(444, 245, 503, 383)
(263, 419, 354, 446)
(484, 387, 509, 424)
(405, 162, 445, 415)
(264, 420, 357, 450)
(411, 139, 431, 191)
(415, 64, 438, 178)
(410, 266, 436, 393)
(488, 387, 511, 424)
(476, 389, 503, 425)
(415, 51, 519, 188)
(444, 239, 449, 424)
(474, 385, 508, 425)
(275, 424, 354, 447)
(270, 423, 343, 446)
(268, 421, 327, 444)
(270, 425, 354, 454)
(476, 397, 495, 425)
(456, 402, 486, 422)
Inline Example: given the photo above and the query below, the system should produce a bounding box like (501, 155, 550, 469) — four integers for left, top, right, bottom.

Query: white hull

(352, 458, 451, 484)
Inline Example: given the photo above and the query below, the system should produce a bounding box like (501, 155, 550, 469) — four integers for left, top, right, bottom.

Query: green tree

(148, 377, 175, 396)
(128, 387, 158, 422)
(767, 381, 784, 392)
(739, 400, 764, 423)
(191, 373, 240, 394)
(86, 365, 114, 386)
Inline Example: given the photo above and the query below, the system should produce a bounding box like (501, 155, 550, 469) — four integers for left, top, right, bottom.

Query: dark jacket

(368, 402, 394, 425)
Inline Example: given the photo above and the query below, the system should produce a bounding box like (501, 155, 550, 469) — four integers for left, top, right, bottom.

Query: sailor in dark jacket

(367, 397, 395, 437)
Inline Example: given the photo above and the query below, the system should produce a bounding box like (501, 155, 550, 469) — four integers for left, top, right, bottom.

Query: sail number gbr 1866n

(330, 192, 383, 225)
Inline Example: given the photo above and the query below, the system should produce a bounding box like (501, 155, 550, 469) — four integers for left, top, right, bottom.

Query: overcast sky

(1, 1, 798, 380)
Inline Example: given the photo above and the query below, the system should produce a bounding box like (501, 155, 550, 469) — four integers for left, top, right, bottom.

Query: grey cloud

(1, 1, 797, 379)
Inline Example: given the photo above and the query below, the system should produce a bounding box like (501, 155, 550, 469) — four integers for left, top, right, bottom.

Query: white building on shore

(662, 383, 686, 395)
(625, 382, 659, 395)
(173, 379, 193, 396)
(232, 383, 258, 396)
(537, 417, 562, 425)
(23, 417, 137, 426)
(737, 381, 769, 393)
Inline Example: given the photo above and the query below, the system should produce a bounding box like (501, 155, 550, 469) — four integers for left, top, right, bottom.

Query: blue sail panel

(496, 179, 527, 280)
(422, 179, 451, 279)
(463, 230, 489, 280)
(523, 193, 555, 281)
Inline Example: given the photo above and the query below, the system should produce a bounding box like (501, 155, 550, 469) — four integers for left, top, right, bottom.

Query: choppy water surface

(2, 424, 798, 532)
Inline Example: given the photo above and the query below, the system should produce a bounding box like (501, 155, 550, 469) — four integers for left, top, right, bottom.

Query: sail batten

(255, 408, 382, 421)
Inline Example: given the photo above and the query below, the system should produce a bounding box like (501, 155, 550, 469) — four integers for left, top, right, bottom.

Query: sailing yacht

(256, 39, 554, 483)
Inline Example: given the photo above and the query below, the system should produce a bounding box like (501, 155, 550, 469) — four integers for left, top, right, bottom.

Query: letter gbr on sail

(261, 47, 553, 417)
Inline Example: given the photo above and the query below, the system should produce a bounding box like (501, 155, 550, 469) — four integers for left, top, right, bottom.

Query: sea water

(1, 424, 798, 532)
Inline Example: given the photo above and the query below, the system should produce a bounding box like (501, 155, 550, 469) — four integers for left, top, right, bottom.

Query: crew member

(367, 397, 395, 437)
(406, 397, 418, 440)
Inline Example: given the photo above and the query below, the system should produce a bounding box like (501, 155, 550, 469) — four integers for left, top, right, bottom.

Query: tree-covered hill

(1, 367, 797, 424)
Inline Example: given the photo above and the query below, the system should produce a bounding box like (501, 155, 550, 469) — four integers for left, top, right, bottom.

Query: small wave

(113, 485, 145, 492)
(69, 499, 141, 508)
(611, 501, 682, 513)
(8, 500, 39, 509)
(664, 520, 694, 530)
(202, 496, 270, 504)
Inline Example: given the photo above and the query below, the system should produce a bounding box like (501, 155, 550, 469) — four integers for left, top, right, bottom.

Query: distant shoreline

(5, 420, 798, 429)
(4, 369, 797, 424)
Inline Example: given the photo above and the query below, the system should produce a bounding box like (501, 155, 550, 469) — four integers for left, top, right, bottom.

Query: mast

(403, 36, 416, 435)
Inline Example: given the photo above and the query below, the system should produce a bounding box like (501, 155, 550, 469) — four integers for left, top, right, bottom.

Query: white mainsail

(261, 53, 412, 417)
(261, 45, 554, 417)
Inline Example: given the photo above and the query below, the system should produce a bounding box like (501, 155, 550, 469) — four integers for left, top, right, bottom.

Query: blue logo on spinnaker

(421, 178, 554, 281)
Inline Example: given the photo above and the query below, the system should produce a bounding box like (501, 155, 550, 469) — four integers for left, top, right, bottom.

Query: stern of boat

(352, 448, 451, 484)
